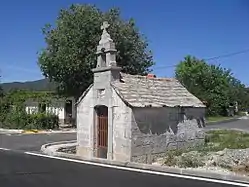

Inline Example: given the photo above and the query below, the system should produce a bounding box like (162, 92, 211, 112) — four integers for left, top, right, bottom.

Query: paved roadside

(0, 133, 76, 151)
(0, 150, 243, 187)
(205, 117, 249, 131)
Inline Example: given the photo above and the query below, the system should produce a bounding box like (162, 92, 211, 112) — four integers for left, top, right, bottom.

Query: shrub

(0, 98, 11, 125)
(2, 110, 59, 130)
(164, 149, 184, 166)
(2, 107, 27, 129)
(29, 113, 59, 129)
(0, 90, 60, 130)
(177, 152, 205, 168)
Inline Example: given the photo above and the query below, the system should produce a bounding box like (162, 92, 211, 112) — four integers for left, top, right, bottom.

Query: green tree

(175, 55, 246, 116)
(38, 4, 154, 99)
(0, 87, 2, 97)
(227, 77, 249, 110)
(0, 75, 3, 97)
(246, 87, 249, 108)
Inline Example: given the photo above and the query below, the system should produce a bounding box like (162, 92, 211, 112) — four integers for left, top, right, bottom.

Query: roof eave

(75, 84, 93, 106)
(111, 84, 134, 108)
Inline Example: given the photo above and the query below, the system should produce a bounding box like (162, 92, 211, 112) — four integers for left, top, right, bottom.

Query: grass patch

(164, 130, 249, 168)
(238, 111, 248, 116)
(205, 129, 249, 150)
(206, 116, 235, 123)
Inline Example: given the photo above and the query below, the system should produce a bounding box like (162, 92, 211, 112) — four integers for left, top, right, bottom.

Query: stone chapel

(76, 22, 206, 164)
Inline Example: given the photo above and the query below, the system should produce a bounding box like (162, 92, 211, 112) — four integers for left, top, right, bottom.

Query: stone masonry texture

(130, 107, 205, 164)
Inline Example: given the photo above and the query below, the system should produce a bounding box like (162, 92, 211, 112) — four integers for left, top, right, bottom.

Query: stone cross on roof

(101, 21, 110, 31)
(99, 21, 113, 44)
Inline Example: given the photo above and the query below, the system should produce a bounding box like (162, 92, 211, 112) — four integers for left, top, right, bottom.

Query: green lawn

(204, 129, 249, 151)
(164, 130, 249, 168)
(206, 116, 235, 123)
(206, 112, 247, 123)
(166, 130, 249, 157)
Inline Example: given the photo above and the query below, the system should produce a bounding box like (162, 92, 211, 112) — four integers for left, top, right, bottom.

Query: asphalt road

(0, 120, 248, 186)
(0, 133, 76, 151)
(0, 150, 242, 187)
(205, 118, 249, 132)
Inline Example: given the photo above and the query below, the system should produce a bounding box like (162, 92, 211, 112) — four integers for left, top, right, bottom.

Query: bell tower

(92, 21, 122, 82)
(91, 21, 122, 97)
(95, 21, 118, 68)
(91, 22, 121, 160)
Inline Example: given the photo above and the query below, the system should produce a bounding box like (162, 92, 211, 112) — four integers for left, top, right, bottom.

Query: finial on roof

(101, 21, 110, 31)
(99, 21, 113, 44)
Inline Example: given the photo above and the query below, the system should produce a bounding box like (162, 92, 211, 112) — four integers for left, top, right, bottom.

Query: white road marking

(25, 152, 249, 187)
(0, 147, 10, 151)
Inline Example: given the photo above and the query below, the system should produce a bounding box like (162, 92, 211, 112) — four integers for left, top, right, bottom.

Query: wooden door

(96, 106, 108, 158)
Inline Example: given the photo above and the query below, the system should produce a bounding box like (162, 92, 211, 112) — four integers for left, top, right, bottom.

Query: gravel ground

(57, 145, 76, 154)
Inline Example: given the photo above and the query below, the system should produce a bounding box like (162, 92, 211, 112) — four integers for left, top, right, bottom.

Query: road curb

(22, 129, 77, 134)
(206, 118, 241, 126)
(0, 128, 76, 135)
(0, 128, 24, 134)
(41, 142, 249, 184)
(41, 140, 77, 155)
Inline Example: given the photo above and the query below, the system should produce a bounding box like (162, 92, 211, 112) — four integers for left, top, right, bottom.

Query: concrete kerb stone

(0, 128, 24, 134)
(0, 128, 76, 135)
(40, 140, 77, 155)
(41, 142, 249, 184)
(181, 169, 249, 184)
(41, 140, 77, 149)
(23, 129, 77, 134)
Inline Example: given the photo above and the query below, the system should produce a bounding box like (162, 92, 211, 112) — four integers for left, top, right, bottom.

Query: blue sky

(0, 0, 248, 85)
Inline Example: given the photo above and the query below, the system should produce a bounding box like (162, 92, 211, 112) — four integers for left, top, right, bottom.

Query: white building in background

(25, 97, 76, 127)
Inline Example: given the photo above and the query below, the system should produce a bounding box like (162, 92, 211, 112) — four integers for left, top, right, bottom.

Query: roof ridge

(120, 73, 177, 82)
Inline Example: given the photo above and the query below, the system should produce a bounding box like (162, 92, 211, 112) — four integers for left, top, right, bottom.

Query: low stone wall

(131, 119, 205, 164)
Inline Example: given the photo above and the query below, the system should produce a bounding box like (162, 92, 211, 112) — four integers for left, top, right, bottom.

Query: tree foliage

(0, 90, 59, 129)
(175, 55, 249, 116)
(0, 87, 3, 97)
(0, 75, 3, 97)
(38, 4, 154, 99)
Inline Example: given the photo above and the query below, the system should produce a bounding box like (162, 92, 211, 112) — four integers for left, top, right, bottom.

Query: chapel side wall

(76, 88, 94, 158)
(130, 107, 205, 164)
(112, 90, 132, 162)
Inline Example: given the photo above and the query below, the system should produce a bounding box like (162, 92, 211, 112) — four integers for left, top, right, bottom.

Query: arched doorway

(95, 105, 108, 158)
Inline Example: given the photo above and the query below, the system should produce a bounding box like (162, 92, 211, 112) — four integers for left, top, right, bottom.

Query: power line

(204, 49, 249, 61)
(1, 49, 249, 73)
(153, 48, 249, 70)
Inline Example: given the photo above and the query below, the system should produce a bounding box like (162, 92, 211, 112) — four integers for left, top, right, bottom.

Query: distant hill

(1, 79, 57, 93)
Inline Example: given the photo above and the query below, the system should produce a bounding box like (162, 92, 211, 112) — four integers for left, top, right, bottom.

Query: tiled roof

(111, 73, 205, 108)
